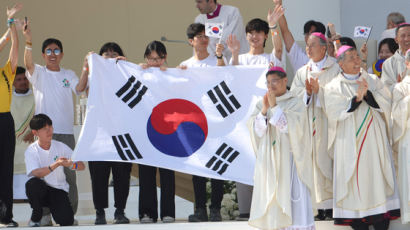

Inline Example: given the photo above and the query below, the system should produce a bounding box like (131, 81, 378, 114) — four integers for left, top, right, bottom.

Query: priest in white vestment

(290, 32, 339, 218)
(392, 49, 410, 224)
(248, 66, 315, 230)
(324, 46, 401, 230)
(381, 23, 410, 92)
(10, 67, 34, 199)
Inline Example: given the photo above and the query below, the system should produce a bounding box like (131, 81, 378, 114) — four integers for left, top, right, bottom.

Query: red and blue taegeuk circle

(147, 99, 208, 157)
(212, 27, 220, 34)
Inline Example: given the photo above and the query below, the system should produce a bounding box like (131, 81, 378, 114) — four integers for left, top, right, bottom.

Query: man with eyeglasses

(22, 20, 88, 225)
(290, 32, 340, 221)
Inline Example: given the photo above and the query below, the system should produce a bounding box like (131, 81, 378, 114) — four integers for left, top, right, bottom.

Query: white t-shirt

(230, 52, 283, 67)
(26, 64, 79, 134)
(288, 41, 309, 72)
(379, 28, 396, 42)
(195, 5, 249, 61)
(180, 54, 225, 67)
(25, 140, 73, 192)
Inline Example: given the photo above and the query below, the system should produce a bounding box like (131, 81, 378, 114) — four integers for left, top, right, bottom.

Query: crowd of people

(0, 0, 409, 230)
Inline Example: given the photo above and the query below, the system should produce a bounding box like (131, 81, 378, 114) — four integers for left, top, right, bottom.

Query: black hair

(187, 23, 205, 39)
(339, 37, 357, 49)
(144, 41, 167, 59)
(266, 70, 287, 79)
(396, 23, 410, 36)
(206, 0, 217, 3)
(99, 42, 124, 56)
(42, 38, 63, 53)
(303, 20, 326, 35)
(246, 18, 269, 47)
(30, 114, 52, 130)
(378, 38, 398, 55)
(16, 66, 26, 75)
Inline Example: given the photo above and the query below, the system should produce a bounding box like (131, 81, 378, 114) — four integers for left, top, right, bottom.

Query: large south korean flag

(73, 54, 267, 185)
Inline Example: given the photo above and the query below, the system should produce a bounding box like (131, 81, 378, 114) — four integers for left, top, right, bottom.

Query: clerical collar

(207, 4, 222, 19)
(310, 56, 327, 73)
(13, 88, 32, 97)
(342, 72, 360, 80)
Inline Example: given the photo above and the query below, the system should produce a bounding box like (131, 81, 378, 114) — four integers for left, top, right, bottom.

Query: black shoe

(325, 209, 333, 220)
(95, 209, 107, 225)
(114, 209, 130, 224)
(188, 208, 208, 222)
(3, 220, 18, 227)
(209, 208, 222, 222)
(314, 209, 326, 221)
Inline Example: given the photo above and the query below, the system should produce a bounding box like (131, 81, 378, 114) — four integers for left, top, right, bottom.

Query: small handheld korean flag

(205, 22, 224, 39)
(354, 26, 372, 39)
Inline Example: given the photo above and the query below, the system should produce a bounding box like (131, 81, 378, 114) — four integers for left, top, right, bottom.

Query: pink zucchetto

(336, 45, 354, 58)
(311, 32, 327, 42)
(268, 66, 286, 74)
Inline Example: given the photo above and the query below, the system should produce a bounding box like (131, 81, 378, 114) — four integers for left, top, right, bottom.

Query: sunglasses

(45, 48, 61, 56)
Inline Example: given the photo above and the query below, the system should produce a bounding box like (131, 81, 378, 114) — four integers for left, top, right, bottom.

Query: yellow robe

(291, 57, 340, 204)
(392, 75, 410, 224)
(324, 72, 399, 215)
(248, 91, 314, 230)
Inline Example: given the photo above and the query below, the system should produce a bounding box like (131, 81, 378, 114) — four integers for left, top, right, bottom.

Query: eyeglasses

(265, 78, 283, 85)
(45, 48, 61, 56)
(146, 56, 165, 62)
(194, 34, 209, 40)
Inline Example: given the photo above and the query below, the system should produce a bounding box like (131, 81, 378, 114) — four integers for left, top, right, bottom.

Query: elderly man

(380, 12, 406, 41)
(382, 23, 410, 91)
(324, 46, 401, 230)
(248, 67, 315, 230)
(392, 49, 410, 224)
(290, 32, 340, 220)
(194, 0, 248, 61)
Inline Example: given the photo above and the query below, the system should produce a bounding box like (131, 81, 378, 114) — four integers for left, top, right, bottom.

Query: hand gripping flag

(205, 22, 224, 38)
(72, 54, 267, 185)
(354, 26, 372, 38)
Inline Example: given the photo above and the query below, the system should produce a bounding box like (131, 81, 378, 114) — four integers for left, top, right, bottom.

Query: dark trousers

(0, 112, 15, 223)
(25, 178, 73, 226)
(192, 175, 223, 210)
(350, 219, 390, 230)
(138, 164, 175, 220)
(89, 161, 132, 210)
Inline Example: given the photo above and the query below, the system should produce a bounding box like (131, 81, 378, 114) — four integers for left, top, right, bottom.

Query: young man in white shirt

(22, 21, 88, 220)
(25, 114, 85, 227)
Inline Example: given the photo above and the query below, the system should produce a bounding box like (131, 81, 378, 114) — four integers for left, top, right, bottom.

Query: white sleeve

(24, 146, 41, 177)
(315, 95, 321, 107)
(254, 112, 268, 137)
(68, 70, 80, 95)
(25, 64, 42, 86)
(60, 142, 74, 159)
(303, 91, 312, 106)
(287, 42, 309, 71)
(269, 52, 283, 68)
(268, 106, 288, 133)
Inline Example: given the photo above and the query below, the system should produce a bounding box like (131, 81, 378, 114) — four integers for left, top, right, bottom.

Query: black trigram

(207, 81, 241, 118)
(205, 143, 240, 175)
(116, 76, 148, 108)
(112, 133, 143, 161)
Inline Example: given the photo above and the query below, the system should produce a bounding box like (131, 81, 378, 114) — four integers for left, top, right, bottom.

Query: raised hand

(227, 34, 240, 55)
(262, 93, 270, 115)
(215, 43, 224, 57)
(22, 18, 31, 42)
(356, 78, 368, 102)
(267, 4, 284, 26)
(360, 43, 368, 61)
(7, 3, 23, 19)
(310, 77, 320, 94)
(305, 78, 313, 96)
(273, 0, 283, 6)
(267, 89, 277, 107)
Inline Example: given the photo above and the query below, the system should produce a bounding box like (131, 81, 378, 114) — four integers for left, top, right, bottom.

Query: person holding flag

(194, 0, 248, 61)
(248, 66, 315, 230)
(324, 46, 400, 230)
(382, 23, 410, 92)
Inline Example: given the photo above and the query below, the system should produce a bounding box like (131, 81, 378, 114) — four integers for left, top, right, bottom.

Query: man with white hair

(391, 49, 410, 224)
(324, 46, 400, 230)
(380, 12, 406, 41)
(290, 32, 340, 220)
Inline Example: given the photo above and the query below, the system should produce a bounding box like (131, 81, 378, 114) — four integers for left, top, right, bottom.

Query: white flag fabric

(72, 54, 268, 185)
(205, 22, 224, 38)
(354, 26, 372, 38)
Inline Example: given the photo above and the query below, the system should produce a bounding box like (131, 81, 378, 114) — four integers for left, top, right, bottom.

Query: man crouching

(24, 114, 85, 227)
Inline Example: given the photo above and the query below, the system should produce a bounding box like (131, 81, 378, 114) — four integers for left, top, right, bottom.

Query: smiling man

(22, 21, 88, 224)
(324, 46, 401, 230)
